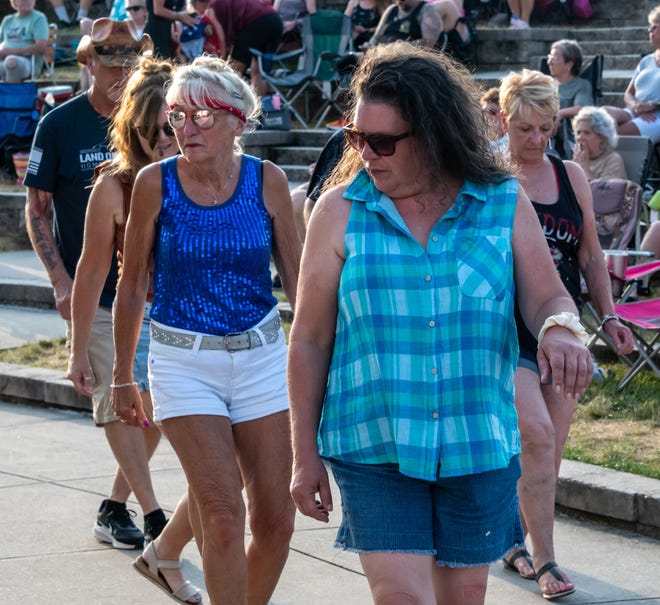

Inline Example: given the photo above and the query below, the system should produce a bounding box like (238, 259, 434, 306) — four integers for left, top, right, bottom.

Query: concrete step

(280, 164, 314, 183)
(270, 145, 324, 166)
(578, 39, 651, 56)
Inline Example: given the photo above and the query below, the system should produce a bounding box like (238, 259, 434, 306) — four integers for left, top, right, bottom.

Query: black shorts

(232, 12, 283, 66)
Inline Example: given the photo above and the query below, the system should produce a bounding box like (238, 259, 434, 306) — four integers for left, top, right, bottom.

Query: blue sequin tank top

(150, 154, 277, 335)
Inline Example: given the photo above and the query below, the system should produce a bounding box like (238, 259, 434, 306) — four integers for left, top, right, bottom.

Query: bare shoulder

(563, 159, 589, 183)
(262, 159, 288, 189)
(135, 161, 164, 189)
(308, 184, 353, 231)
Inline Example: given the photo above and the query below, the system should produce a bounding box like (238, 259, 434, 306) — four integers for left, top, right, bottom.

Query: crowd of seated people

(0, 0, 48, 82)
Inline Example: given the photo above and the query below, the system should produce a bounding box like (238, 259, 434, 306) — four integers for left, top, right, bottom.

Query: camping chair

(590, 178, 643, 250)
(616, 135, 654, 245)
(612, 297, 660, 389)
(30, 23, 57, 83)
(305, 10, 353, 127)
(0, 81, 40, 178)
(582, 252, 660, 365)
(250, 10, 353, 128)
(617, 135, 653, 188)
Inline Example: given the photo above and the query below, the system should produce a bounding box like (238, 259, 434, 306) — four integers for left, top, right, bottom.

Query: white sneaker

(509, 16, 530, 29)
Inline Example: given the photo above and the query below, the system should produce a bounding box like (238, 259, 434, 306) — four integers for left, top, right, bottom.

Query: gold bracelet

(110, 381, 137, 389)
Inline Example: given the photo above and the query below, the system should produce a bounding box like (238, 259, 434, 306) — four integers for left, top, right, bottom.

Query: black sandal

(535, 561, 576, 600)
(502, 548, 535, 579)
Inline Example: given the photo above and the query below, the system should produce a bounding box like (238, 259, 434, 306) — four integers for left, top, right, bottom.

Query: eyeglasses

(343, 125, 410, 157)
(167, 108, 218, 130)
(167, 98, 247, 131)
(136, 121, 175, 143)
(126, 6, 144, 11)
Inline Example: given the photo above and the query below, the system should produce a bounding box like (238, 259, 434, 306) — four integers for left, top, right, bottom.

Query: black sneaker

(143, 508, 168, 544)
(93, 499, 144, 550)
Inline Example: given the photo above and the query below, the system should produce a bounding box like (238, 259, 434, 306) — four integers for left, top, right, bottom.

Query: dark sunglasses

(126, 6, 144, 11)
(137, 121, 175, 143)
(343, 125, 410, 157)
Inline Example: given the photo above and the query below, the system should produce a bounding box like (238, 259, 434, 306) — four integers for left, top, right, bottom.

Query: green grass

(564, 345, 660, 479)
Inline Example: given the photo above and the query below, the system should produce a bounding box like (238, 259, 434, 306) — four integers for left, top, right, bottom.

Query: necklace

(204, 161, 235, 205)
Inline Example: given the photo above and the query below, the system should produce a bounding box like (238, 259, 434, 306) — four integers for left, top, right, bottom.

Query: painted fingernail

(143, 420, 150, 427)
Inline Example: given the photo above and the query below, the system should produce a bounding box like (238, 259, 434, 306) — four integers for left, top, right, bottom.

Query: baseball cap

(86, 18, 153, 67)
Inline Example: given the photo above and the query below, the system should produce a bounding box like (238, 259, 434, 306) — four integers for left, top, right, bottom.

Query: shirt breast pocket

(455, 235, 510, 300)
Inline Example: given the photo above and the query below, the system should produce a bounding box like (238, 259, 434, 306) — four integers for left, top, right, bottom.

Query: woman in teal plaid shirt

(288, 42, 593, 605)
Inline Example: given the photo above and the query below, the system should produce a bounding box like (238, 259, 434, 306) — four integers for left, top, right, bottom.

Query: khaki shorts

(66, 306, 117, 426)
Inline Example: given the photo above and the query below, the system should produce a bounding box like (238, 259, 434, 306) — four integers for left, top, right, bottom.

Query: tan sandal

(133, 541, 203, 604)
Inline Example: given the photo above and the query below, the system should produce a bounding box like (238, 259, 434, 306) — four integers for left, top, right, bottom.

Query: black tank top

(381, 1, 425, 43)
(516, 153, 584, 352)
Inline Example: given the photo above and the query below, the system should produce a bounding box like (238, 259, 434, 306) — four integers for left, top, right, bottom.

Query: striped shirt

(318, 170, 521, 480)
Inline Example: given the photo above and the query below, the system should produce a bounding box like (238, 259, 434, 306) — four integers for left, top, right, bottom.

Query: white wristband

(537, 312, 589, 347)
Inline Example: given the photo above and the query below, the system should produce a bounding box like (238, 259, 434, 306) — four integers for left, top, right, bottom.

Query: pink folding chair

(613, 297, 660, 389)
(582, 255, 660, 365)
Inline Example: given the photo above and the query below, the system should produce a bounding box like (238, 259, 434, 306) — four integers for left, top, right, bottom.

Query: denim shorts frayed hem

(329, 456, 523, 567)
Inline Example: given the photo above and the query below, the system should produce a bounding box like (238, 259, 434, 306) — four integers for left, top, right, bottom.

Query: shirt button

(429, 320, 436, 327)
(432, 236, 438, 242)
(431, 367, 438, 375)
(432, 412, 439, 419)
(425, 275, 432, 282)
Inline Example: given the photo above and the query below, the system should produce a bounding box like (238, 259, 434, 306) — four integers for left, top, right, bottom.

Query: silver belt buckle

(223, 332, 249, 352)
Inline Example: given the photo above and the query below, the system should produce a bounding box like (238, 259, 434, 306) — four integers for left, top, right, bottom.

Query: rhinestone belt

(150, 316, 281, 352)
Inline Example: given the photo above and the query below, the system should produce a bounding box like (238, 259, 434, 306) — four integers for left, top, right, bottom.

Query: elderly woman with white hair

(111, 55, 302, 604)
(571, 106, 627, 181)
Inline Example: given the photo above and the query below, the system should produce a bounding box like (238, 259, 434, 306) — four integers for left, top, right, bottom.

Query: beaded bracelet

(110, 381, 137, 389)
(600, 313, 619, 327)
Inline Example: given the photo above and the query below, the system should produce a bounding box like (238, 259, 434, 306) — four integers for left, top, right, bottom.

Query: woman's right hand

(290, 454, 333, 523)
(67, 354, 95, 397)
(111, 383, 149, 427)
(572, 142, 588, 169)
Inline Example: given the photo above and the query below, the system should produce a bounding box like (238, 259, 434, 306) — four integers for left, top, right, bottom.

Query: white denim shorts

(624, 108, 660, 143)
(148, 310, 289, 424)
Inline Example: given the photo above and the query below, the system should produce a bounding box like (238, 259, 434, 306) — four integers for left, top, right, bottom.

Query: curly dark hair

(333, 41, 509, 188)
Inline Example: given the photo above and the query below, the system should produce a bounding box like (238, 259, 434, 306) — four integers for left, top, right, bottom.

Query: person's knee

(519, 415, 556, 456)
(370, 585, 425, 605)
(249, 504, 295, 546)
(203, 504, 246, 548)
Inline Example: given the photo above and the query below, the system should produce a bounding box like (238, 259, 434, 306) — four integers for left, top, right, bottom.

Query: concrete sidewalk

(1, 248, 660, 603)
(1, 399, 660, 604)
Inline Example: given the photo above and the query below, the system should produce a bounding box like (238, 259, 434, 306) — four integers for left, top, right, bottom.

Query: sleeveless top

(319, 169, 521, 481)
(351, 3, 378, 28)
(150, 154, 277, 335)
(516, 153, 584, 353)
(381, 1, 425, 43)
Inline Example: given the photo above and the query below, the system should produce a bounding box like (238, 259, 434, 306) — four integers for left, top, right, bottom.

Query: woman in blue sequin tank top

(111, 56, 302, 605)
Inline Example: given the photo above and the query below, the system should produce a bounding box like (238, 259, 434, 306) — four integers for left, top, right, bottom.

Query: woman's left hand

(537, 326, 594, 399)
(602, 318, 635, 355)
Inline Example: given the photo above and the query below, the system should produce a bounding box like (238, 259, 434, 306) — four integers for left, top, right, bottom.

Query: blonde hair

(649, 5, 660, 23)
(165, 56, 260, 152)
(106, 55, 174, 180)
(499, 69, 559, 123)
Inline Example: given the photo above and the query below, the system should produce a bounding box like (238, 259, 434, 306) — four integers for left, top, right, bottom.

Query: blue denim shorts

(133, 303, 152, 392)
(329, 456, 523, 567)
